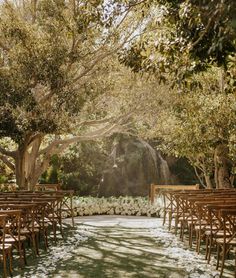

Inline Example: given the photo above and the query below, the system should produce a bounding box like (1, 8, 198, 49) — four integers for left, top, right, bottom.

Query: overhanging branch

(0, 154, 15, 171)
(0, 146, 16, 158)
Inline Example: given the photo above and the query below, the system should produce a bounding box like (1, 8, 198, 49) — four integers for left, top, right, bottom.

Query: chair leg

(220, 244, 226, 278)
(15, 241, 24, 268)
(71, 206, 75, 228)
(17, 241, 27, 267)
(39, 227, 48, 251)
(196, 230, 202, 254)
(189, 224, 193, 248)
(180, 220, 185, 241)
(32, 233, 39, 257)
(196, 230, 199, 252)
(175, 216, 178, 235)
(53, 222, 57, 243)
(163, 210, 166, 226)
(36, 233, 40, 255)
(181, 222, 185, 241)
(205, 235, 209, 260)
(216, 244, 220, 270)
(234, 249, 236, 278)
(168, 212, 172, 231)
(3, 252, 8, 278)
(42, 228, 48, 250)
(59, 219, 64, 238)
(8, 249, 13, 277)
(207, 235, 213, 263)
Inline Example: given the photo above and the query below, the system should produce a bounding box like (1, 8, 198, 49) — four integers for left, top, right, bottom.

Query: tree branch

(0, 154, 15, 171)
(189, 9, 220, 51)
(193, 165, 206, 188)
(39, 122, 122, 156)
(28, 133, 43, 146)
(0, 146, 16, 158)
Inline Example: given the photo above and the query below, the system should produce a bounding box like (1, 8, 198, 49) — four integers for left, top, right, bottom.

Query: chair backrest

(0, 210, 22, 243)
(150, 184, 200, 204)
(218, 209, 236, 244)
(35, 184, 61, 191)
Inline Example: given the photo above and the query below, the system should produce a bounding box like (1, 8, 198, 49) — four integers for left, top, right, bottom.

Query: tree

(0, 0, 147, 189)
(128, 68, 236, 188)
(120, 0, 236, 188)
(121, 0, 236, 83)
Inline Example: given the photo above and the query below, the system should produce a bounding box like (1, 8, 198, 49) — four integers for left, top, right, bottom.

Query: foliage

(0, 0, 146, 142)
(121, 0, 236, 87)
(124, 67, 236, 187)
(167, 157, 198, 185)
(59, 141, 109, 195)
(118, 1, 236, 188)
(0, 175, 8, 184)
(0, 0, 148, 189)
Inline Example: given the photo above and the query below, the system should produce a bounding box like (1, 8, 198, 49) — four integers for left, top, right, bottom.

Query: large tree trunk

(214, 144, 232, 189)
(15, 148, 28, 190)
(15, 151, 41, 190)
(15, 136, 43, 190)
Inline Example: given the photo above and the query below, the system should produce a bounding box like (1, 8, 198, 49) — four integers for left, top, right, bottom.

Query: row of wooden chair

(160, 188, 236, 278)
(0, 189, 74, 277)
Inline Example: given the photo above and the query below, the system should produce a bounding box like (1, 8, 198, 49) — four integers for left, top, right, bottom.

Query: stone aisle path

(14, 216, 233, 278)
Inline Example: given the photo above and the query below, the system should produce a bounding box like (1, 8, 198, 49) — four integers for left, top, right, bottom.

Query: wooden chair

(4, 204, 39, 257)
(216, 208, 236, 278)
(194, 200, 236, 254)
(0, 214, 13, 278)
(0, 210, 26, 268)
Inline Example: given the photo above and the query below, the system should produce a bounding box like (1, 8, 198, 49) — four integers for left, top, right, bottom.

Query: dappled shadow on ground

(54, 227, 187, 278)
(11, 216, 233, 278)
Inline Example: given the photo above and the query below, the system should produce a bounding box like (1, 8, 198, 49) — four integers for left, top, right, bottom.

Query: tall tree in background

(132, 70, 236, 189)
(121, 0, 236, 188)
(0, 0, 146, 189)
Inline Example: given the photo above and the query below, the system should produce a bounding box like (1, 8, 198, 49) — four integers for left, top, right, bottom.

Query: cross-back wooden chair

(53, 191, 75, 227)
(3, 195, 63, 242)
(216, 208, 236, 278)
(203, 203, 236, 264)
(0, 209, 26, 268)
(0, 214, 13, 278)
(31, 197, 63, 242)
(4, 204, 39, 257)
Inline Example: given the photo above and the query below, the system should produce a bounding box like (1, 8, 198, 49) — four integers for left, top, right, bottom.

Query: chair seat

(35, 223, 48, 228)
(214, 231, 230, 236)
(38, 221, 49, 227)
(0, 243, 12, 250)
(20, 228, 31, 235)
(194, 222, 210, 231)
(20, 228, 40, 234)
(44, 217, 57, 224)
(205, 230, 217, 236)
(216, 238, 236, 245)
(5, 234, 27, 242)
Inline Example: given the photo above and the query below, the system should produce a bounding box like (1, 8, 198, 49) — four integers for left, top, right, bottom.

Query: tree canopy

(121, 0, 236, 88)
(0, 0, 147, 189)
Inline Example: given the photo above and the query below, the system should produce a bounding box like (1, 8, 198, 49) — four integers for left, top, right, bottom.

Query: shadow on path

(12, 216, 230, 278)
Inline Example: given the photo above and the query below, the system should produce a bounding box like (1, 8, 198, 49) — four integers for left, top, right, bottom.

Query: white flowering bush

(68, 196, 161, 218)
